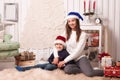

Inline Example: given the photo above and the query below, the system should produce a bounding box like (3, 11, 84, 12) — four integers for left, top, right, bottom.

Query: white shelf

(0, 21, 19, 41)
(3, 21, 17, 25)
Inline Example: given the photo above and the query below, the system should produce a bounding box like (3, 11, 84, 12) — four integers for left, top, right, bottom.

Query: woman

(53, 12, 104, 77)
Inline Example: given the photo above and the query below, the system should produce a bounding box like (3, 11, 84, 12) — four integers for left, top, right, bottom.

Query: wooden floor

(0, 61, 15, 70)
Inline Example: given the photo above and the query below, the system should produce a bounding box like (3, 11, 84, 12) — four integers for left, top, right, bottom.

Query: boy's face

(55, 43, 64, 51)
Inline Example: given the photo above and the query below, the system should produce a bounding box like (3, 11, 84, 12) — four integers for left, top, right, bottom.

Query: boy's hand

(52, 57, 59, 65)
(58, 61, 65, 68)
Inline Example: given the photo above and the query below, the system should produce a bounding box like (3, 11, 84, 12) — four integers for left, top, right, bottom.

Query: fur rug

(0, 68, 118, 80)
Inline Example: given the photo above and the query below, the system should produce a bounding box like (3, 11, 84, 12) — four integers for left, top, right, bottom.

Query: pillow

(3, 34, 12, 42)
(0, 30, 4, 43)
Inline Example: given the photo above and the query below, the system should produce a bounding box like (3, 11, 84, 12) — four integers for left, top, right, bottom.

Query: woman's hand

(52, 57, 59, 65)
(58, 61, 65, 68)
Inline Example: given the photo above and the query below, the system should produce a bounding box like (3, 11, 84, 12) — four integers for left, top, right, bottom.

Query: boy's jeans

(23, 63, 57, 71)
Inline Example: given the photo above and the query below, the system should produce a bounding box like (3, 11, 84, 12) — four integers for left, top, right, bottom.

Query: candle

(93, 1, 96, 11)
(84, 0, 86, 12)
(89, 0, 90, 12)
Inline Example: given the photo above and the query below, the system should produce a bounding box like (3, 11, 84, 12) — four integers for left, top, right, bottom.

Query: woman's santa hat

(65, 12, 83, 21)
(54, 35, 66, 46)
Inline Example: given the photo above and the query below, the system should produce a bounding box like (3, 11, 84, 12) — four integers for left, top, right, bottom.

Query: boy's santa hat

(65, 12, 83, 21)
(54, 35, 66, 46)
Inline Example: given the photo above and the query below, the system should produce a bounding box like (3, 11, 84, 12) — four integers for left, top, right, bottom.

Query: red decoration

(84, 0, 86, 12)
(89, 0, 90, 11)
(98, 52, 110, 61)
(104, 66, 120, 77)
(93, 1, 96, 10)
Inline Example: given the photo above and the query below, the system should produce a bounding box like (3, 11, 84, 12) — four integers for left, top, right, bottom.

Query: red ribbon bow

(98, 52, 110, 61)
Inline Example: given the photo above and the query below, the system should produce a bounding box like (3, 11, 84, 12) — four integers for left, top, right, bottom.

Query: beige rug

(0, 68, 119, 80)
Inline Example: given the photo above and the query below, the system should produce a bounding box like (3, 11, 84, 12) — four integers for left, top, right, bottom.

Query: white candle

(86, 0, 90, 13)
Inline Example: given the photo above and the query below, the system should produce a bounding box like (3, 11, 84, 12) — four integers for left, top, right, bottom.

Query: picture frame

(4, 3, 18, 22)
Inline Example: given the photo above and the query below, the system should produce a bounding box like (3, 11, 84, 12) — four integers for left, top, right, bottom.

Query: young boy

(16, 35, 74, 71)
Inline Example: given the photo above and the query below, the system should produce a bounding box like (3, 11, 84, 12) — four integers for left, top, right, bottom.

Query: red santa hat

(54, 35, 66, 46)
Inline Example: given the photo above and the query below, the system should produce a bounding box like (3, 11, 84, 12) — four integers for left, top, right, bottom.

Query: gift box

(104, 66, 120, 77)
(98, 52, 110, 61)
(101, 56, 112, 67)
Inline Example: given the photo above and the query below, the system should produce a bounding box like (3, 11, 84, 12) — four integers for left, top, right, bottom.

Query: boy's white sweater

(54, 31, 88, 63)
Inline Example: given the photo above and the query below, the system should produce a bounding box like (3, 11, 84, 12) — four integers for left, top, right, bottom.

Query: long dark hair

(65, 19, 81, 42)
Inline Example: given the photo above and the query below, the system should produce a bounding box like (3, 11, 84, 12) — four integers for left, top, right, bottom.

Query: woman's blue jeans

(23, 63, 57, 71)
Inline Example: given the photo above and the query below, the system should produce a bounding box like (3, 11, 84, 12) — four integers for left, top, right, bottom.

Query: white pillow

(0, 30, 4, 43)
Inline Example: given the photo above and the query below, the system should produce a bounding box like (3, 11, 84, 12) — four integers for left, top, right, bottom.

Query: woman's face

(67, 18, 77, 30)
(55, 43, 64, 51)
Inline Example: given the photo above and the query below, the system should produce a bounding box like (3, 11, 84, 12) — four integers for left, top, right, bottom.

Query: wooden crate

(17, 60, 35, 67)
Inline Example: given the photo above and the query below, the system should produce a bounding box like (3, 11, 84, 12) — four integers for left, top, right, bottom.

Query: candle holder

(83, 0, 96, 24)
(83, 11, 95, 24)
(83, 11, 94, 16)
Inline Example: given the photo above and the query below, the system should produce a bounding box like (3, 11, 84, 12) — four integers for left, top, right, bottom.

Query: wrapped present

(104, 66, 120, 77)
(101, 56, 112, 67)
(98, 52, 110, 61)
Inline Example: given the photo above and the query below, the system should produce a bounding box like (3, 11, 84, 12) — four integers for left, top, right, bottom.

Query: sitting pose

(16, 35, 74, 71)
(53, 12, 104, 77)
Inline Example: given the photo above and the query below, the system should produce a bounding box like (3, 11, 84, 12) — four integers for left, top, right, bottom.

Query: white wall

(0, 0, 19, 41)
(64, 0, 120, 61)
(0, 0, 65, 49)
(0, 0, 120, 60)
(19, 0, 65, 49)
